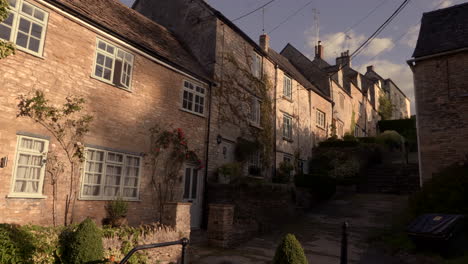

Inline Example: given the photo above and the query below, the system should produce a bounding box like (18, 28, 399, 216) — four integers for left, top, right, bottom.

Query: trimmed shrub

(376, 130, 403, 150)
(410, 163, 468, 216)
(273, 161, 294, 183)
(65, 218, 104, 264)
(273, 233, 308, 264)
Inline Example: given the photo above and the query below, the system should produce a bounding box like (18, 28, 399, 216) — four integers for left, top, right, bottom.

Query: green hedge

(273, 233, 308, 264)
(378, 118, 418, 151)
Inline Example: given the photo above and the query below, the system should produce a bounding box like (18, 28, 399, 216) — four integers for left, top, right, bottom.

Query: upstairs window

(283, 75, 292, 99)
(252, 52, 262, 78)
(93, 39, 134, 90)
(81, 148, 141, 200)
(0, 0, 48, 56)
(316, 109, 326, 129)
(182, 80, 206, 115)
(339, 93, 345, 109)
(249, 97, 261, 126)
(283, 114, 293, 140)
(359, 102, 364, 116)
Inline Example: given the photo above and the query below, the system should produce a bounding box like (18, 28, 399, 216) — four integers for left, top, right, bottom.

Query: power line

(232, 0, 278, 22)
(268, 0, 314, 34)
(324, 0, 389, 48)
(350, 0, 411, 59)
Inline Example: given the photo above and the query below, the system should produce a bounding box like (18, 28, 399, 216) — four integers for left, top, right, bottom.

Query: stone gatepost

(162, 202, 191, 238)
(207, 203, 235, 248)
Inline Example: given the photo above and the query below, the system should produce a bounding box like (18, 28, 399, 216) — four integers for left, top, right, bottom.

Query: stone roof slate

(413, 2, 468, 58)
(47, 0, 209, 81)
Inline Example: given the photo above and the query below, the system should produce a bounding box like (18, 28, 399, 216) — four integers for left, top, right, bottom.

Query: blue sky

(121, 0, 468, 113)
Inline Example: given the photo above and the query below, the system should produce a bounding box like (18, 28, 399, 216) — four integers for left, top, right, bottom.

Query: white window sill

(90, 75, 133, 93)
(16, 46, 45, 60)
(78, 197, 141, 202)
(249, 121, 263, 129)
(7, 193, 47, 199)
(316, 125, 326, 131)
(179, 108, 206, 118)
(282, 96, 293, 102)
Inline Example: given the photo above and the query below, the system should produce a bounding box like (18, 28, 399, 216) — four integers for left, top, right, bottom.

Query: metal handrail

(341, 221, 348, 264)
(119, 238, 190, 264)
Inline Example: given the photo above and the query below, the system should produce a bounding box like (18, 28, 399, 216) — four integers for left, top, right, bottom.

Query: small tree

(17, 90, 93, 225)
(378, 95, 393, 120)
(0, 0, 15, 59)
(273, 233, 308, 264)
(148, 126, 202, 221)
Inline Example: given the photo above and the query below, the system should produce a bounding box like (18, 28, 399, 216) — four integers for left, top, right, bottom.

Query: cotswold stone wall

(0, 0, 207, 226)
(413, 52, 468, 183)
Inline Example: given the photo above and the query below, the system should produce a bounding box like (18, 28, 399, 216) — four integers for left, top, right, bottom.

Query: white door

(182, 165, 203, 228)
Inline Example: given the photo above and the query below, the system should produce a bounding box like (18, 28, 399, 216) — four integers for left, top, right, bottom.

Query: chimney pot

(367, 65, 374, 72)
(260, 34, 270, 52)
(315, 41, 324, 59)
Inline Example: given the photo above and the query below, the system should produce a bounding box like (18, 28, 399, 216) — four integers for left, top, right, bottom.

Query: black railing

(119, 238, 189, 264)
(341, 221, 349, 264)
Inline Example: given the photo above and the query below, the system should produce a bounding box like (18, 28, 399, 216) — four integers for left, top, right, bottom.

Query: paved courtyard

(189, 194, 408, 264)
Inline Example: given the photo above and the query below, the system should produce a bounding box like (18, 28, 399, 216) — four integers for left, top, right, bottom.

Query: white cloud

(306, 30, 394, 61)
(433, 0, 454, 9)
(357, 60, 416, 114)
(400, 24, 420, 49)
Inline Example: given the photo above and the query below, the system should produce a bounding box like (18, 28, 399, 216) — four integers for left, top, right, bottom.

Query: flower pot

(218, 173, 230, 184)
(111, 216, 127, 227)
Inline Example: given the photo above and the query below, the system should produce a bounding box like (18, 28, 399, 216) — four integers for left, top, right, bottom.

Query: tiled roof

(413, 2, 468, 58)
(268, 48, 331, 101)
(47, 0, 209, 81)
(280, 44, 331, 96)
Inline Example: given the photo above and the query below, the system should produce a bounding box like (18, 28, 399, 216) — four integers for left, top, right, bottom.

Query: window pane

(106, 45, 114, 54)
(105, 57, 113, 68)
(33, 9, 45, 21)
(96, 53, 105, 65)
(95, 65, 103, 77)
(183, 168, 191, 199)
(28, 37, 39, 52)
(8, 0, 16, 8)
(191, 170, 198, 199)
(31, 23, 42, 38)
(16, 32, 28, 48)
(3, 12, 14, 26)
(18, 18, 31, 33)
(21, 3, 33, 16)
(103, 69, 112, 80)
(98, 41, 106, 51)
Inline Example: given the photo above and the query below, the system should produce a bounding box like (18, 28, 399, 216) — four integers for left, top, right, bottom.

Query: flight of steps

(358, 163, 420, 194)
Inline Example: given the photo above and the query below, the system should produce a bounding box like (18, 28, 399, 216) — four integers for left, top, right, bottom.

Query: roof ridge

(423, 1, 468, 16)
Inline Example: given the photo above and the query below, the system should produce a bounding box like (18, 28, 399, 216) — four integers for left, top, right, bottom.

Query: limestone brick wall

(0, 1, 208, 225)
(413, 52, 468, 183)
(331, 81, 353, 137)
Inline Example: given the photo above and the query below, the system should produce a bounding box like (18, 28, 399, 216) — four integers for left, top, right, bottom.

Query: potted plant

(217, 162, 241, 184)
(105, 197, 128, 227)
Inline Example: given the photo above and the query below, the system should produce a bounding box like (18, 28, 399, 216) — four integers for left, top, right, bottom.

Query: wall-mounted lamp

(0, 156, 8, 168)
(216, 134, 223, 144)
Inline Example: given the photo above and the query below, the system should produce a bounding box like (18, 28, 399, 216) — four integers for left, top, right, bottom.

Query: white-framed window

(182, 80, 206, 115)
(339, 93, 345, 109)
(283, 114, 293, 140)
(0, 0, 48, 56)
(81, 148, 141, 200)
(354, 126, 360, 137)
(359, 102, 364, 116)
(10, 135, 49, 197)
(92, 39, 134, 90)
(252, 52, 262, 78)
(316, 109, 326, 129)
(249, 97, 261, 126)
(283, 75, 292, 99)
(183, 165, 199, 201)
(248, 150, 261, 176)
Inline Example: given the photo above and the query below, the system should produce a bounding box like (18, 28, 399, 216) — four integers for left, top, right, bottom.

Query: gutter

(39, 0, 214, 86)
(273, 64, 279, 176)
(202, 81, 214, 229)
(407, 47, 468, 66)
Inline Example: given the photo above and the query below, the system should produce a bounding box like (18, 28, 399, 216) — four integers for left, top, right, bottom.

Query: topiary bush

(376, 130, 403, 150)
(273, 161, 294, 183)
(65, 218, 104, 264)
(273, 233, 308, 264)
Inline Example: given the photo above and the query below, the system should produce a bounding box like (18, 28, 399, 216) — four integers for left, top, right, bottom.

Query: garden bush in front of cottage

(273, 233, 308, 264)
(65, 218, 104, 264)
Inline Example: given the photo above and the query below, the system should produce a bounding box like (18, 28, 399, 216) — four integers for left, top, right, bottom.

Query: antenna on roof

(262, 8, 265, 33)
(313, 8, 320, 45)
(344, 34, 352, 51)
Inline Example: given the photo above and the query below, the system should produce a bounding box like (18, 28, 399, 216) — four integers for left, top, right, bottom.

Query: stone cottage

(0, 0, 211, 228)
(133, 0, 334, 178)
(408, 2, 468, 184)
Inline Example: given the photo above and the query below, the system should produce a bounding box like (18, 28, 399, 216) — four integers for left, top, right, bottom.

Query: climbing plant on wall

(17, 90, 93, 226)
(147, 126, 202, 221)
(215, 48, 274, 171)
(378, 94, 393, 120)
(0, 0, 15, 59)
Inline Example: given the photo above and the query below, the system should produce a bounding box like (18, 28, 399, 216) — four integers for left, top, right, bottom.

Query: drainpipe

(202, 81, 214, 229)
(273, 64, 279, 177)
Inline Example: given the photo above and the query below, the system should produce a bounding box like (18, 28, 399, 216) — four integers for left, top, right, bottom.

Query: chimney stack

(260, 34, 270, 52)
(336, 50, 351, 67)
(315, 41, 324, 59)
(367, 65, 374, 72)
